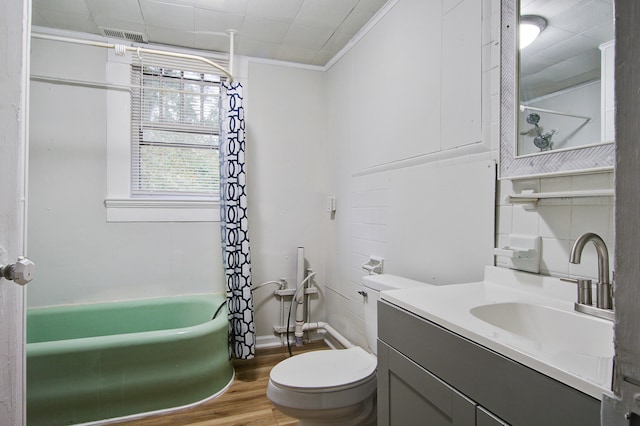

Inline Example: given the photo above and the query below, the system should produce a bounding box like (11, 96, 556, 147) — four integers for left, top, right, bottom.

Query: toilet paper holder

(362, 256, 384, 274)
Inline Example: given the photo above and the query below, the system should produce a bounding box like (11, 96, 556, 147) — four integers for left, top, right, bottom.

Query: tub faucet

(570, 232, 613, 310)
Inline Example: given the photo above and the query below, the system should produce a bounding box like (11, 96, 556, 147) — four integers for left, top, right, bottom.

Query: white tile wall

(496, 172, 614, 280)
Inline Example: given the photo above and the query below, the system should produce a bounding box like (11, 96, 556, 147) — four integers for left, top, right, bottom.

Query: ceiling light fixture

(520, 15, 547, 49)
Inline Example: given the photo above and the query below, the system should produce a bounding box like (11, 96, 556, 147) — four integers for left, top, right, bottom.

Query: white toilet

(267, 274, 433, 425)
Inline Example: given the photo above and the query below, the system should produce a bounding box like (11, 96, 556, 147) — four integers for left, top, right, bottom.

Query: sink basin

(470, 302, 613, 357)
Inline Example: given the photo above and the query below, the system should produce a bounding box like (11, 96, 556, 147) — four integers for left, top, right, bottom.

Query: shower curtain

(219, 81, 255, 360)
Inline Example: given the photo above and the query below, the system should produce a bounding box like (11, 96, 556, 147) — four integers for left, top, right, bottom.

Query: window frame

(104, 47, 230, 222)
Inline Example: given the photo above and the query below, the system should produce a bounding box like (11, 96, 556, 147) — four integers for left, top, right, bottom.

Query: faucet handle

(561, 278, 593, 305)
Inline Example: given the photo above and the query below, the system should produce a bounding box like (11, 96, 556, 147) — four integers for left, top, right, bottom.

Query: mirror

(500, 0, 615, 178)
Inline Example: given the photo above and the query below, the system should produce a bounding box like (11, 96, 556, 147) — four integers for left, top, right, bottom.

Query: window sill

(104, 198, 220, 222)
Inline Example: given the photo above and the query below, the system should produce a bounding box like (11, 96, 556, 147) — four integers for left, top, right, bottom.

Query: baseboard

(255, 334, 283, 349)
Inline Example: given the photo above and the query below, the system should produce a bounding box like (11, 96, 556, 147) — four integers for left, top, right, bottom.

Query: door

(602, 0, 640, 423)
(0, 0, 30, 424)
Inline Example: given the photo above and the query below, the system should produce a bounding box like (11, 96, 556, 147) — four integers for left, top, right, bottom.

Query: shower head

(533, 135, 550, 150)
(526, 113, 541, 125)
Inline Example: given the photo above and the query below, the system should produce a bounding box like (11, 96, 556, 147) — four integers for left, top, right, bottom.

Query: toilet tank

(362, 274, 434, 355)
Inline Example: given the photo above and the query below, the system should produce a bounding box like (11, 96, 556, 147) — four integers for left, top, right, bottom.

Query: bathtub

(27, 294, 234, 425)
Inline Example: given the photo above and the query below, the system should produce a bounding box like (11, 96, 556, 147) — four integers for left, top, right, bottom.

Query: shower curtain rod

(31, 31, 235, 82)
(520, 104, 592, 122)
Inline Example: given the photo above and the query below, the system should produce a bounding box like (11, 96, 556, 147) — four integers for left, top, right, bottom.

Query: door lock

(1, 256, 35, 286)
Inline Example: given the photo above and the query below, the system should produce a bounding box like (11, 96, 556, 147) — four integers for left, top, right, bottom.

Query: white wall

(323, 0, 498, 348)
(28, 39, 225, 307)
(245, 62, 327, 343)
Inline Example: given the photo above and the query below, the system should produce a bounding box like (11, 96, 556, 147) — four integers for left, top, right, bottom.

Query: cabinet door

(477, 406, 510, 426)
(378, 341, 476, 426)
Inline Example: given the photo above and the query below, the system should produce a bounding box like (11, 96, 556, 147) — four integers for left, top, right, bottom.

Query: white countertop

(380, 266, 614, 400)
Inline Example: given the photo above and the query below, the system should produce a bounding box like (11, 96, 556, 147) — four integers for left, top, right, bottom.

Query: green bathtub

(27, 294, 234, 425)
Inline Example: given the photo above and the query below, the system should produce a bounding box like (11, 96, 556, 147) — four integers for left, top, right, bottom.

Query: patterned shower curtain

(219, 81, 255, 360)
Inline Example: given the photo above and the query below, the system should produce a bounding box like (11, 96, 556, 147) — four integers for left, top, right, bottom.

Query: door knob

(1, 256, 35, 286)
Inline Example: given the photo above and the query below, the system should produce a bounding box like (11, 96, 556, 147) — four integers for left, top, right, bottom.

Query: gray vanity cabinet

(378, 340, 479, 425)
(377, 300, 601, 426)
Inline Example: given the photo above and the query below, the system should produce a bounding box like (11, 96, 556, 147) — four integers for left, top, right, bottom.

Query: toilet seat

(267, 347, 378, 415)
(269, 347, 376, 392)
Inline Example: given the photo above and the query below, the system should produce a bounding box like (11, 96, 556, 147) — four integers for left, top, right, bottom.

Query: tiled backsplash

(497, 172, 614, 280)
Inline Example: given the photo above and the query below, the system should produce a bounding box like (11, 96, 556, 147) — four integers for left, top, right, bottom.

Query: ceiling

(32, 0, 389, 67)
(32, 0, 614, 94)
(519, 0, 614, 101)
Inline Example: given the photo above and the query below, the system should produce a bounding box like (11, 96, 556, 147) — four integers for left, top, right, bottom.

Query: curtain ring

(114, 44, 126, 57)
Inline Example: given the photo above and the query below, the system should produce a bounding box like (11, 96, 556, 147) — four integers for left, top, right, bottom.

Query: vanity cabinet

(377, 301, 601, 426)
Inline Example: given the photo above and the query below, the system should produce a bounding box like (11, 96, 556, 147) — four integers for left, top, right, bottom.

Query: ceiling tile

(145, 25, 196, 47)
(321, 30, 355, 53)
(194, 8, 244, 34)
(550, 0, 612, 35)
(194, 32, 232, 52)
(33, 0, 91, 15)
(194, 0, 249, 14)
(355, 0, 390, 14)
(283, 24, 334, 50)
(155, 0, 195, 6)
(36, 10, 99, 34)
(522, 26, 575, 57)
(519, 54, 550, 77)
(521, 0, 586, 17)
(312, 49, 336, 66)
(521, 49, 601, 100)
(235, 37, 281, 59)
(245, 0, 302, 21)
(338, 7, 377, 36)
(276, 44, 318, 63)
(582, 21, 614, 44)
(84, 0, 145, 24)
(294, 0, 359, 28)
(240, 15, 290, 44)
(539, 35, 599, 64)
(140, 0, 195, 32)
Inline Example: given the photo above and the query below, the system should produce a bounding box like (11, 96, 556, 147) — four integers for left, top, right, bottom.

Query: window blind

(130, 53, 228, 198)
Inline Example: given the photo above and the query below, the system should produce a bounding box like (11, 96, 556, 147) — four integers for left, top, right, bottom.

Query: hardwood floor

(116, 341, 329, 426)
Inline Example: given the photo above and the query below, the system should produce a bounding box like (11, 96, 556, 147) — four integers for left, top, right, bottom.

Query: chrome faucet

(569, 232, 613, 311)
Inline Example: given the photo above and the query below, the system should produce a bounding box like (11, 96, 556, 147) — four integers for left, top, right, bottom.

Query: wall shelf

(507, 189, 614, 208)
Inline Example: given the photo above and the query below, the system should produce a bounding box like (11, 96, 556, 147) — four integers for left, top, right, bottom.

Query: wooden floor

(116, 341, 329, 426)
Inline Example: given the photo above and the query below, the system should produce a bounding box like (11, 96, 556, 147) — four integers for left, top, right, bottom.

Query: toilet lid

(270, 347, 376, 390)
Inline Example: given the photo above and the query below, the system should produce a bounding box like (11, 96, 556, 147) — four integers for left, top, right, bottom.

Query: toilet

(267, 274, 433, 425)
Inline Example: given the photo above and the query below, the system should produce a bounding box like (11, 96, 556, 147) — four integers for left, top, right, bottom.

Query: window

(105, 48, 233, 222)
(130, 64, 222, 199)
